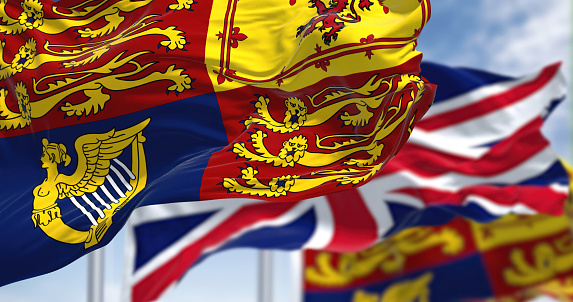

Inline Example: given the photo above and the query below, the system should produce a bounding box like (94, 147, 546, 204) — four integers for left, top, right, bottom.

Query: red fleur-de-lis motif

(481, 227, 493, 239)
(314, 45, 330, 72)
(360, 34, 375, 59)
(215, 68, 237, 84)
(217, 27, 248, 48)
(276, 67, 286, 86)
(412, 28, 420, 51)
(229, 27, 247, 48)
(378, 0, 390, 13)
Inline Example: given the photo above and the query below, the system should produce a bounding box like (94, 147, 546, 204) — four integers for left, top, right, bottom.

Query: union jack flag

(123, 62, 569, 302)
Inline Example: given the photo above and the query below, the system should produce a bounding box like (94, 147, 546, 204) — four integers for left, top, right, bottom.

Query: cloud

(477, 0, 570, 76)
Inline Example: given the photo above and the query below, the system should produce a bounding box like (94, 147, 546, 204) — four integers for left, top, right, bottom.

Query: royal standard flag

(0, 0, 434, 286)
(303, 213, 573, 302)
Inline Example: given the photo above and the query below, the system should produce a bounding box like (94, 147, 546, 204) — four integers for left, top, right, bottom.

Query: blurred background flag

(0, 0, 435, 287)
(303, 212, 573, 302)
(123, 61, 569, 302)
(305, 162, 573, 302)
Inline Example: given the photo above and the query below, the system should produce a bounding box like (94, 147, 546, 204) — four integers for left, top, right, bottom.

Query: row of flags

(0, 0, 570, 301)
(123, 61, 569, 301)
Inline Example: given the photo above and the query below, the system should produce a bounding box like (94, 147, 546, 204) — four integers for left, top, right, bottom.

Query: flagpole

(258, 250, 273, 302)
(289, 250, 304, 302)
(87, 248, 104, 302)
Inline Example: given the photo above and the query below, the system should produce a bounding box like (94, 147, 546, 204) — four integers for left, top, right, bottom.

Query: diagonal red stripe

(417, 63, 560, 131)
(325, 189, 378, 252)
(379, 118, 548, 178)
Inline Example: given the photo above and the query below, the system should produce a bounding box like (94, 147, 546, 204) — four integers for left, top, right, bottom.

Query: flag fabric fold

(123, 62, 569, 302)
(0, 0, 434, 287)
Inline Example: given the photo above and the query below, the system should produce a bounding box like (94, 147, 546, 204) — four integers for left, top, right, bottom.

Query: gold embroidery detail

(31, 119, 149, 248)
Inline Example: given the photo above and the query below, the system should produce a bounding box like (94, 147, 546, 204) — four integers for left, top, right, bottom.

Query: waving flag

(0, 0, 434, 287)
(123, 62, 569, 302)
(304, 213, 573, 302)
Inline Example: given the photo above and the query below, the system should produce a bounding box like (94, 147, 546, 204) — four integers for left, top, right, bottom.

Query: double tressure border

(214, 0, 431, 85)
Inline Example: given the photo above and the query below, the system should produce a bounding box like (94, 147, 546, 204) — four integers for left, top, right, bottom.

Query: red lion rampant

(296, 0, 389, 45)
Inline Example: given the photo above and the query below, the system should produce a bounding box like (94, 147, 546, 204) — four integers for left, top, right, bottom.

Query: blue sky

(1, 1, 571, 301)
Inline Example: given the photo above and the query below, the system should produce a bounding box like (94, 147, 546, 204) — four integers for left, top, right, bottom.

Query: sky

(0, 1, 571, 301)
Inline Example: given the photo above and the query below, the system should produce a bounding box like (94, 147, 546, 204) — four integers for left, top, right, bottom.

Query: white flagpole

(258, 250, 273, 302)
(87, 248, 105, 302)
(289, 250, 304, 302)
